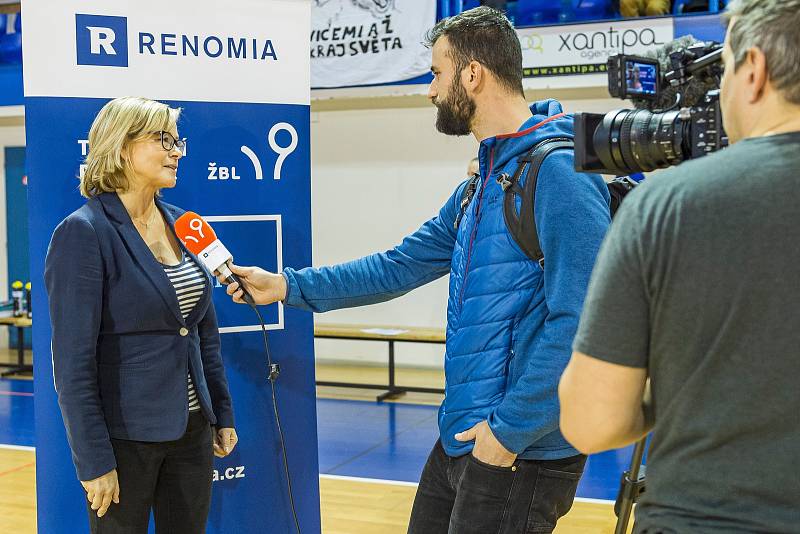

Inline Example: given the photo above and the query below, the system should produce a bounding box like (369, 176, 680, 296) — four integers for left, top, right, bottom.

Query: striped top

(163, 254, 206, 412)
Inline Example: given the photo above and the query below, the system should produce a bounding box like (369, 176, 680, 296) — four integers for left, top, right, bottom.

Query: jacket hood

(479, 99, 574, 173)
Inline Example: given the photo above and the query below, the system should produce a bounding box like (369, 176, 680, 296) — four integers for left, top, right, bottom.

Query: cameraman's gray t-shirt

(573, 131, 800, 533)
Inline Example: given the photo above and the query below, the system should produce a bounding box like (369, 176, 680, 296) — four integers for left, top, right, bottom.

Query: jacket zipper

(459, 148, 495, 306)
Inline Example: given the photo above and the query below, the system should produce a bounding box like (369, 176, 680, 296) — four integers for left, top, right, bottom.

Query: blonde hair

(80, 96, 182, 198)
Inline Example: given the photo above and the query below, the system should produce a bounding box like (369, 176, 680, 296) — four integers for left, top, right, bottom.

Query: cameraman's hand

(81, 468, 120, 518)
(221, 264, 287, 305)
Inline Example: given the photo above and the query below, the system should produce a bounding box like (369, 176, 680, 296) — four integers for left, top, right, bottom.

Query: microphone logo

(175, 212, 217, 252)
(184, 217, 206, 244)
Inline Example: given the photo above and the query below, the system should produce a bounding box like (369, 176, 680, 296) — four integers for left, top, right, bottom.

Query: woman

(44, 96, 238, 533)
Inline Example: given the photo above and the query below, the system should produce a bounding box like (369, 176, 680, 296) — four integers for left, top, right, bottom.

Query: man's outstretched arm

(225, 183, 464, 311)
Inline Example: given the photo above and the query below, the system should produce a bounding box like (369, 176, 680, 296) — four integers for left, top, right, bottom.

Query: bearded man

(223, 7, 610, 532)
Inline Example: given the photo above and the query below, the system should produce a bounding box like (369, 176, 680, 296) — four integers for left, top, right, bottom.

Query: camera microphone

(632, 35, 718, 111)
(174, 212, 256, 307)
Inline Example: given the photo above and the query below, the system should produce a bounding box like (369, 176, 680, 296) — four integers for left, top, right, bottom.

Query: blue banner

(23, 2, 319, 533)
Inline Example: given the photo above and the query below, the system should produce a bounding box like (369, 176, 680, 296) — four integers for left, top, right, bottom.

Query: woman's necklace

(131, 207, 158, 232)
(131, 208, 170, 263)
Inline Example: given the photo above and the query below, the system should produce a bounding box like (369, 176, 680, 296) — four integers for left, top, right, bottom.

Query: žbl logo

(76, 14, 129, 67)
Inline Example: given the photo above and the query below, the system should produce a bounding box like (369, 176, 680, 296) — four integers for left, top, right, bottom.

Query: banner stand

(23, 2, 319, 532)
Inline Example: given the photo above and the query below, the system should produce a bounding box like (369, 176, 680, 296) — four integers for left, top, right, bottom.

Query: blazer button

(179, 327, 189, 337)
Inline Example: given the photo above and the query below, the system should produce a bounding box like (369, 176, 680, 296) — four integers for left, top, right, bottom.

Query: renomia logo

(75, 13, 278, 68)
(76, 14, 129, 67)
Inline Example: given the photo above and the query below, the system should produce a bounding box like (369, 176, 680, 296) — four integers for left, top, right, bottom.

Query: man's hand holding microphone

(222, 265, 286, 306)
(174, 211, 285, 307)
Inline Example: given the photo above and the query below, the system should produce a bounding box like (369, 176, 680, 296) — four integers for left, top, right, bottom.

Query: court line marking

(320, 474, 419, 487)
(0, 460, 35, 478)
(0, 391, 34, 397)
(0, 444, 35, 452)
(574, 497, 616, 505)
(319, 474, 615, 504)
(0, 451, 617, 504)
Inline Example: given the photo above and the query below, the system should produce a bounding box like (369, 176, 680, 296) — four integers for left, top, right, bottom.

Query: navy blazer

(44, 192, 235, 481)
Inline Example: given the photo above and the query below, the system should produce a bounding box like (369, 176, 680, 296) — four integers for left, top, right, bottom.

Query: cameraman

(559, 0, 800, 532)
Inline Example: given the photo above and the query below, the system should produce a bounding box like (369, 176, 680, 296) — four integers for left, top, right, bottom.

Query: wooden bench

(0, 316, 32, 376)
(314, 323, 445, 402)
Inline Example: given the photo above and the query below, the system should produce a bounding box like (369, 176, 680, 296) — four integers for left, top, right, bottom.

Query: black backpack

(455, 138, 637, 268)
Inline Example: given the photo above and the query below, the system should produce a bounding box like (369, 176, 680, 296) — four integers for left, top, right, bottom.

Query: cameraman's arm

(487, 150, 612, 453)
(282, 184, 463, 313)
(559, 354, 650, 453)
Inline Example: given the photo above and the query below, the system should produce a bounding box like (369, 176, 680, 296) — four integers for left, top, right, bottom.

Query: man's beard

(434, 79, 476, 136)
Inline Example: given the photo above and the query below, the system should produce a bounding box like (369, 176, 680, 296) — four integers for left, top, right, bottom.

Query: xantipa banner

(517, 16, 675, 78)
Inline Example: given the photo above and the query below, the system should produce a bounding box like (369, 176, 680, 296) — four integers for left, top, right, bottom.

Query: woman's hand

(81, 468, 120, 517)
(213, 427, 239, 458)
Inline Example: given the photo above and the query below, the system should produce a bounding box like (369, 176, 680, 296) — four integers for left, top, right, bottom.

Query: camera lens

(593, 109, 687, 174)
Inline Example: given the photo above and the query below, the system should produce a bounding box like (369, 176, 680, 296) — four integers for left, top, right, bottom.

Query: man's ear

(745, 47, 768, 104)
(463, 60, 483, 92)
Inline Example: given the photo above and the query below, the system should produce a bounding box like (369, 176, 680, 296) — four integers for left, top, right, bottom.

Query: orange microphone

(174, 212, 255, 306)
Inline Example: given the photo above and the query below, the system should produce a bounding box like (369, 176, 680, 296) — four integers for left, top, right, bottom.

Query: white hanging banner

(518, 17, 675, 78)
(311, 0, 436, 88)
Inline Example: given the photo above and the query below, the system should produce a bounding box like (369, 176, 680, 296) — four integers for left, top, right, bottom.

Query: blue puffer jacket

(284, 100, 610, 459)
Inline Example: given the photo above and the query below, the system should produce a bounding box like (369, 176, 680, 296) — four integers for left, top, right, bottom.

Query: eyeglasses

(154, 131, 187, 155)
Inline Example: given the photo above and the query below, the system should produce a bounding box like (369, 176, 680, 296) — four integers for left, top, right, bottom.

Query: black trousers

(408, 439, 586, 534)
(88, 411, 213, 534)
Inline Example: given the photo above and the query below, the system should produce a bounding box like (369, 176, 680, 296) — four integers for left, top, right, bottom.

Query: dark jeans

(87, 411, 213, 534)
(408, 439, 586, 534)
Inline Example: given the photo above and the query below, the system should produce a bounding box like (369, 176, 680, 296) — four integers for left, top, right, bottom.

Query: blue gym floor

(0, 377, 632, 501)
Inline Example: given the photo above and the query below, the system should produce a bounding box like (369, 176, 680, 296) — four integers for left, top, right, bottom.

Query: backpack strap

(454, 172, 481, 230)
(607, 175, 638, 215)
(499, 137, 574, 268)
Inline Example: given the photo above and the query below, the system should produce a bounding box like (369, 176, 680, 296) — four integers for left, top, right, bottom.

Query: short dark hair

(424, 7, 524, 97)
